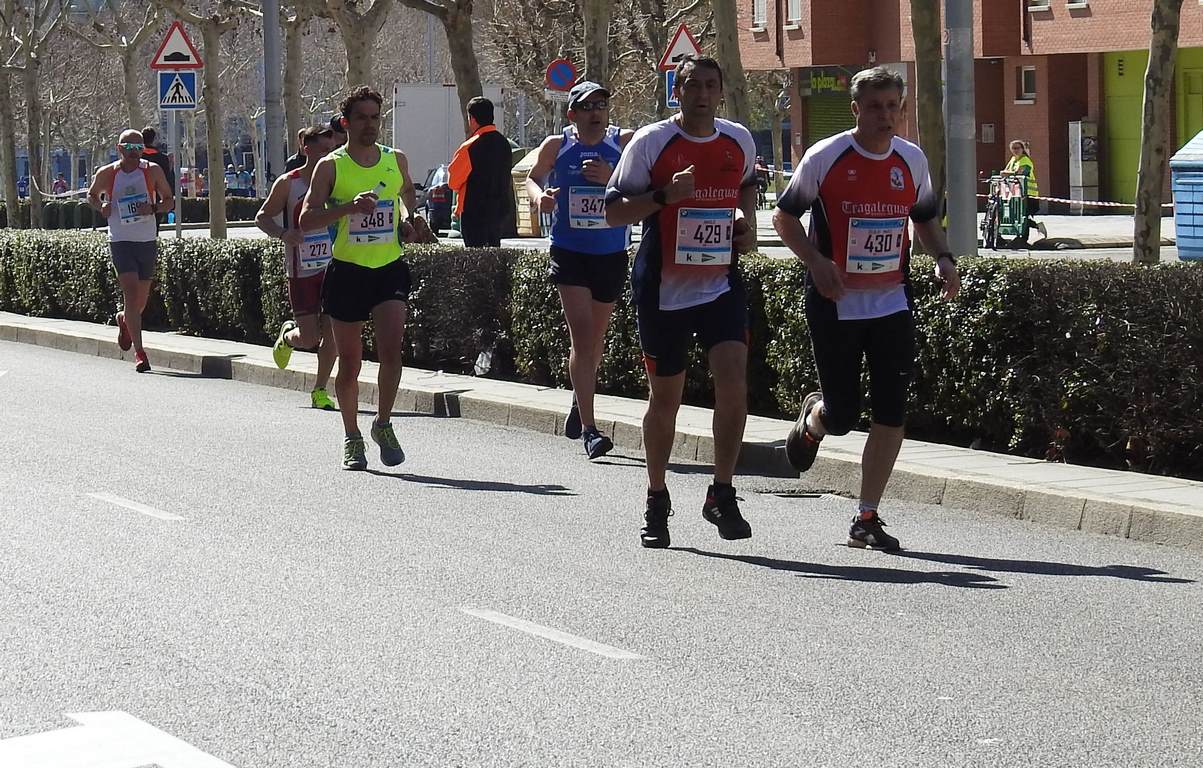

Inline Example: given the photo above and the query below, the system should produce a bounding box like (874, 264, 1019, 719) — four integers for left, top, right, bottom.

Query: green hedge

(1, 229, 1200, 479)
(0, 197, 265, 230)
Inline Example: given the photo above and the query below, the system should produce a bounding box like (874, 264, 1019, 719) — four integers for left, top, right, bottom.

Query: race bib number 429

(349, 199, 395, 245)
(846, 217, 905, 274)
(675, 207, 733, 265)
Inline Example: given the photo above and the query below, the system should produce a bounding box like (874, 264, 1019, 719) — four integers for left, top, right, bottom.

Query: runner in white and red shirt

(606, 55, 759, 549)
(256, 124, 339, 411)
(773, 66, 961, 552)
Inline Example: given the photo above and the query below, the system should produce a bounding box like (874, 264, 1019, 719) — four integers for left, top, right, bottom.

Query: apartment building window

(1027, 0, 1050, 9)
(752, 0, 767, 29)
(785, 0, 803, 25)
(1016, 66, 1037, 101)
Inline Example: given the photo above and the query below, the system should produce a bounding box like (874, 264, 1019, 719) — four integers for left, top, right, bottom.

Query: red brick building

(739, 0, 1203, 203)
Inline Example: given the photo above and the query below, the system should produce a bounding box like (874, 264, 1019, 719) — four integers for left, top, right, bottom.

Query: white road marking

(0, 370, 7, 378)
(87, 492, 184, 521)
(461, 608, 646, 660)
(977, 738, 1003, 745)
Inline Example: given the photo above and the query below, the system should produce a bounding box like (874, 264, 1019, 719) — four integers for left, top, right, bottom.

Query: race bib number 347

(349, 199, 395, 245)
(675, 207, 733, 266)
(568, 186, 606, 229)
(846, 217, 905, 274)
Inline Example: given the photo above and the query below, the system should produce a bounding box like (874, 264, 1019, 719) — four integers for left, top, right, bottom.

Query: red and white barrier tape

(975, 192, 1174, 209)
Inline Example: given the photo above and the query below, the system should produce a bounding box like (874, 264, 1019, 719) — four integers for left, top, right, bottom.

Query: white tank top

(284, 170, 334, 278)
(106, 162, 157, 243)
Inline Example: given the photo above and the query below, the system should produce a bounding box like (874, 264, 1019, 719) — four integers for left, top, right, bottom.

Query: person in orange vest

(448, 97, 513, 247)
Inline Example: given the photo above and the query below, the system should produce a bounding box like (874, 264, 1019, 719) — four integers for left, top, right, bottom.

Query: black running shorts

(636, 287, 748, 378)
(321, 257, 411, 323)
(548, 246, 629, 304)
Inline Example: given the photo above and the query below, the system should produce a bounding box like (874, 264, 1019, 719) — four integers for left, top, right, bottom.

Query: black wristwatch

(652, 189, 668, 207)
(936, 252, 957, 267)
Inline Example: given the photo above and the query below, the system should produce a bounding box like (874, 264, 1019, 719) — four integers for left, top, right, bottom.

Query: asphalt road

(1, 341, 1201, 767)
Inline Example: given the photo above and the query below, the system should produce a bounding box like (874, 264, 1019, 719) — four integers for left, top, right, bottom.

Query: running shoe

(786, 391, 824, 472)
(272, 320, 297, 369)
(370, 421, 406, 466)
(848, 511, 901, 551)
(640, 491, 673, 549)
(564, 396, 582, 440)
(583, 427, 613, 460)
(701, 484, 752, 540)
(116, 311, 131, 351)
(343, 435, 367, 471)
(134, 350, 151, 373)
(310, 387, 337, 410)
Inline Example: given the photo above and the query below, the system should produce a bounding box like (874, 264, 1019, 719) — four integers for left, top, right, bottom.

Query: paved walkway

(3, 311, 1200, 550)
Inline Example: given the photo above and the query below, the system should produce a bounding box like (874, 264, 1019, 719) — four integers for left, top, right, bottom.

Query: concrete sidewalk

(4, 311, 1200, 551)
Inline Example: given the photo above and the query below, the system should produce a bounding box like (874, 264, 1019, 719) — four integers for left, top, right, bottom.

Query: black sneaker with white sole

(848, 512, 901, 551)
(640, 491, 673, 548)
(786, 391, 824, 472)
(701, 484, 752, 540)
(564, 397, 582, 440)
(583, 427, 613, 460)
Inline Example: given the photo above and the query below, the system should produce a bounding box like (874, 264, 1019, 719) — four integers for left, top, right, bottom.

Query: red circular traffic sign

(545, 58, 577, 91)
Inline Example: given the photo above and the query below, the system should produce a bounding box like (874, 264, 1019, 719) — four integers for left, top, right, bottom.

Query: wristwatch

(652, 189, 668, 207)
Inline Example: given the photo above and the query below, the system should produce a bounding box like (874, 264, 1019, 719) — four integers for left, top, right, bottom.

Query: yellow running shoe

(311, 387, 337, 410)
(272, 320, 296, 369)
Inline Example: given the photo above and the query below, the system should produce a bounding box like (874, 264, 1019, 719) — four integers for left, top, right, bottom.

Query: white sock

(804, 400, 827, 437)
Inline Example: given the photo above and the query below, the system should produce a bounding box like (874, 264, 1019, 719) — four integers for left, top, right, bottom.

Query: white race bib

(349, 199, 395, 245)
(675, 207, 733, 266)
(846, 217, 905, 274)
(568, 186, 606, 229)
(118, 192, 149, 225)
(299, 231, 333, 272)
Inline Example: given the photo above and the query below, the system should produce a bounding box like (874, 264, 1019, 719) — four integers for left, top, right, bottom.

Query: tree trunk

(335, 15, 376, 88)
(23, 65, 43, 228)
(582, 0, 609, 83)
(201, 23, 227, 238)
(283, 16, 305, 143)
(443, 2, 483, 136)
(0, 70, 19, 225)
(250, 117, 265, 196)
(772, 107, 786, 196)
(1134, 0, 1184, 265)
(910, 0, 946, 204)
(711, 0, 750, 126)
(120, 47, 146, 127)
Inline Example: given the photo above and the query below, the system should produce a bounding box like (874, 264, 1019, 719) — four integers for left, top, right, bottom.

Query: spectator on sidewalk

(51, 173, 68, 195)
(141, 126, 175, 192)
(448, 96, 514, 247)
(1004, 139, 1047, 241)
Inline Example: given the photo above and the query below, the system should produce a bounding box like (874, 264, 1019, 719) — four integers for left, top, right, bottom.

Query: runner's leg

(116, 272, 143, 351)
(644, 371, 686, 492)
(315, 315, 336, 391)
(707, 340, 748, 484)
(371, 299, 407, 423)
(330, 319, 364, 435)
(558, 285, 614, 428)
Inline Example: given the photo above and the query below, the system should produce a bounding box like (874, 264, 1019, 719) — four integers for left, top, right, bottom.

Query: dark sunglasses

(572, 100, 609, 112)
(119, 143, 145, 151)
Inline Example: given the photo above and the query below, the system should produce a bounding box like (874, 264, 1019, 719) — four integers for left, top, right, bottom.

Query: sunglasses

(119, 143, 145, 151)
(572, 100, 609, 112)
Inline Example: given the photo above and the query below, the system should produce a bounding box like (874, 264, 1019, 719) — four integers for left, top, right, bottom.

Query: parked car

(416, 164, 452, 233)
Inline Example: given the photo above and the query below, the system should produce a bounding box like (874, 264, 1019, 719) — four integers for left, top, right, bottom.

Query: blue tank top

(550, 125, 628, 254)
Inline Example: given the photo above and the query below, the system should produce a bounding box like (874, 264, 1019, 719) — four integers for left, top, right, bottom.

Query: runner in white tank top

(86, 128, 174, 373)
(255, 124, 339, 410)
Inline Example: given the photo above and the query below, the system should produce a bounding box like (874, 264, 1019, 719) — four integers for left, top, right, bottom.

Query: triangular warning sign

(658, 23, 702, 72)
(150, 21, 204, 70)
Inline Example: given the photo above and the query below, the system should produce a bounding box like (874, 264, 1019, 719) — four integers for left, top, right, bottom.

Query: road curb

(4, 318, 1200, 552)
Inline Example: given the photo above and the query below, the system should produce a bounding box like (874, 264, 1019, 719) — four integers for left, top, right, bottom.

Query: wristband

(652, 189, 667, 207)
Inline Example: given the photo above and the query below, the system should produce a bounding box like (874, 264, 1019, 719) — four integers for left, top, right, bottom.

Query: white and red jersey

(105, 160, 157, 243)
(283, 169, 334, 278)
(777, 131, 939, 319)
(607, 117, 757, 310)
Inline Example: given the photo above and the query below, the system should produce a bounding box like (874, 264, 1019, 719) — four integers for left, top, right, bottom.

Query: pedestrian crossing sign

(158, 71, 197, 110)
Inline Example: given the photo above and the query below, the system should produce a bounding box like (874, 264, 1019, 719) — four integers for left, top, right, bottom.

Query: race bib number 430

(675, 207, 733, 265)
(846, 217, 905, 274)
(349, 199, 395, 245)
(568, 186, 606, 229)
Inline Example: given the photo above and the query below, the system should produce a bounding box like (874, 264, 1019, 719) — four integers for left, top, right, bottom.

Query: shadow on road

(891, 550, 1195, 584)
(364, 470, 576, 496)
(672, 547, 1006, 589)
(590, 454, 717, 476)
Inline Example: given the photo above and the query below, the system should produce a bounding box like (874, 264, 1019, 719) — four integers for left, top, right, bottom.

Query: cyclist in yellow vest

(1004, 139, 1047, 240)
(299, 85, 421, 471)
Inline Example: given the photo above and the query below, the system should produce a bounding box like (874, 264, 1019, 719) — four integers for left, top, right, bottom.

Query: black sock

(648, 488, 670, 502)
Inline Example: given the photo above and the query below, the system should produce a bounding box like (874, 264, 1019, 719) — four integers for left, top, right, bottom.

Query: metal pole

(392, 80, 399, 149)
(262, 0, 284, 183)
(173, 111, 182, 239)
(427, 13, 436, 83)
(943, 0, 977, 257)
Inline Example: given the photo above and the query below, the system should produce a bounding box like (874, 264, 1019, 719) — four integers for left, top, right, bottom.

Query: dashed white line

(87, 493, 184, 521)
(0, 371, 8, 378)
(461, 608, 645, 660)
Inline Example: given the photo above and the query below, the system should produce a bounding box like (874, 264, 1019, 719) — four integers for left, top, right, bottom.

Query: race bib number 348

(675, 207, 733, 266)
(349, 199, 395, 245)
(846, 217, 905, 274)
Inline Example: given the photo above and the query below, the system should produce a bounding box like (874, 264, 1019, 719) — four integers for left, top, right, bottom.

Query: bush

(1, 229, 1200, 479)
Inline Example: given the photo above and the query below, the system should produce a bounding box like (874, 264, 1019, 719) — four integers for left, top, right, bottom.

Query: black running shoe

(701, 485, 752, 540)
(848, 511, 901, 551)
(583, 427, 613, 460)
(786, 391, 824, 472)
(641, 492, 673, 548)
(564, 397, 582, 440)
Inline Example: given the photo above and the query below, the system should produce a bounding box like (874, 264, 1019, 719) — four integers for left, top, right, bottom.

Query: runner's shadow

(354, 409, 440, 418)
(891, 550, 1195, 584)
(672, 547, 1007, 589)
(588, 454, 718, 476)
(364, 469, 576, 496)
(148, 370, 219, 379)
